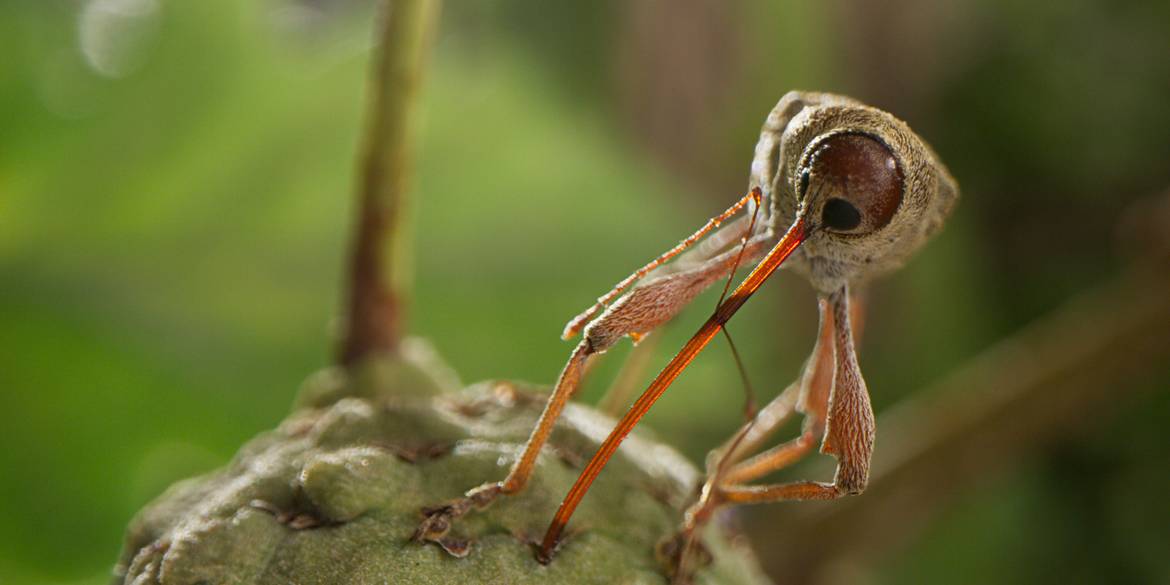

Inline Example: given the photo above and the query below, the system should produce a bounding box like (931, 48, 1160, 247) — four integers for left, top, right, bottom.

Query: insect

(414, 91, 958, 574)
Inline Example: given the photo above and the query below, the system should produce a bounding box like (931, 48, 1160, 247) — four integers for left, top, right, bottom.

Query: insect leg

(717, 287, 875, 503)
(561, 188, 761, 340)
(413, 340, 594, 551)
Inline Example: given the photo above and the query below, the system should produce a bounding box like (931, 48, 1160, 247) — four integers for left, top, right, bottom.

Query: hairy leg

(718, 286, 875, 502)
(562, 189, 761, 340)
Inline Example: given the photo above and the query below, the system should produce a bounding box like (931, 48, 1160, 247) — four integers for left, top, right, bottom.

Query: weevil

(415, 91, 958, 576)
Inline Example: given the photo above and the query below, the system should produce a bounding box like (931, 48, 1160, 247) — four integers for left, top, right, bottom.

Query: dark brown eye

(805, 132, 904, 234)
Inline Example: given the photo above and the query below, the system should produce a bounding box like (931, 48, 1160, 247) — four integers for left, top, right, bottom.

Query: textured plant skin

(113, 341, 772, 585)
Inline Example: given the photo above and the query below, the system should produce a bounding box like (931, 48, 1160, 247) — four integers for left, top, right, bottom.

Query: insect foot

(412, 482, 503, 556)
(656, 531, 715, 585)
(113, 346, 772, 585)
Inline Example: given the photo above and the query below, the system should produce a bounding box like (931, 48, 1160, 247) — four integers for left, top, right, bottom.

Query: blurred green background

(2, 1, 1169, 584)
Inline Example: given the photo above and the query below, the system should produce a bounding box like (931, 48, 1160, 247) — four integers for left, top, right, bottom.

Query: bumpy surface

(113, 345, 772, 585)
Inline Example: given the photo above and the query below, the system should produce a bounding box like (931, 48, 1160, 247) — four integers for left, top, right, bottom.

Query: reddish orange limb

(720, 429, 818, 486)
(718, 287, 875, 503)
(719, 480, 843, 502)
(538, 216, 810, 562)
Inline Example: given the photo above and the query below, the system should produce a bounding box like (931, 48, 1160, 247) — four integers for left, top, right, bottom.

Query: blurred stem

(339, 0, 441, 366)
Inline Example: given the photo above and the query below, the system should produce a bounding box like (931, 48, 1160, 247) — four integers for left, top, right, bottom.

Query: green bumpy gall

(114, 341, 772, 585)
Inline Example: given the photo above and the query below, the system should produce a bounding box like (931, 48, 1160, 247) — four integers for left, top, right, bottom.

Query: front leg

(719, 285, 875, 502)
(664, 288, 870, 579)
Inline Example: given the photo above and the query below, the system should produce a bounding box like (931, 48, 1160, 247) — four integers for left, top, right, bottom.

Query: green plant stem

(339, 0, 442, 365)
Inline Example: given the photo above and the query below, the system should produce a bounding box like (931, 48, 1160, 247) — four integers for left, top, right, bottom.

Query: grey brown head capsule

(751, 91, 959, 293)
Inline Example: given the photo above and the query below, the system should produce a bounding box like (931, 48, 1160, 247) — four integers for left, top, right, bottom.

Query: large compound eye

(803, 132, 904, 235)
